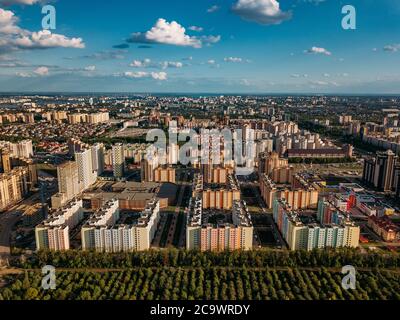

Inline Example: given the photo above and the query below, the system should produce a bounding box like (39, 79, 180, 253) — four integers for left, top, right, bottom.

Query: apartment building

(53, 140, 103, 208)
(363, 150, 398, 192)
(112, 143, 125, 178)
(0, 167, 30, 211)
(186, 197, 253, 251)
(260, 174, 319, 209)
(81, 198, 160, 252)
(35, 198, 84, 251)
(0, 140, 33, 159)
(193, 173, 241, 210)
(273, 199, 360, 251)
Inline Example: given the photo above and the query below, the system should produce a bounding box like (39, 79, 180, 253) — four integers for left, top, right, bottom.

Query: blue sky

(0, 0, 400, 93)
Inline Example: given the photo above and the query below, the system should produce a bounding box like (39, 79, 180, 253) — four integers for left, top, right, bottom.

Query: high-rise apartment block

(0, 167, 30, 211)
(52, 140, 103, 208)
(273, 199, 359, 251)
(112, 143, 125, 178)
(363, 150, 398, 192)
(35, 199, 84, 251)
(0, 140, 33, 159)
(192, 174, 241, 210)
(82, 198, 160, 252)
(186, 197, 253, 251)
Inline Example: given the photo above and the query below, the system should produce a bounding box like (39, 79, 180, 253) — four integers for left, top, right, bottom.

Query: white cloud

(124, 71, 148, 78)
(224, 57, 243, 63)
(232, 0, 292, 25)
(129, 58, 183, 69)
(13, 30, 84, 49)
(0, 9, 85, 54)
(202, 35, 221, 44)
(304, 46, 332, 56)
(127, 18, 220, 48)
(124, 71, 167, 80)
(34, 66, 48, 76)
(0, 8, 21, 34)
(151, 71, 167, 80)
(84, 65, 96, 71)
(309, 80, 339, 87)
(160, 61, 183, 69)
(130, 58, 152, 68)
(383, 44, 400, 52)
(188, 26, 203, 32)
(207, 5, 220, 13)
(291, 73, 308, 78)
(15, 71, 31, 77)
(207, 59, 216, 64)
(323, 73, 330, 77)
(0, 0, 39, 5)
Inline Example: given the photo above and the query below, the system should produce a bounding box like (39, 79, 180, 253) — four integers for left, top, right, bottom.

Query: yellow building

(154, 166, 176, 183)
(260, 174, 319, 209)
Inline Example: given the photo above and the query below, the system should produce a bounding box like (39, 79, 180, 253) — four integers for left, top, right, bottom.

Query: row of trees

(1, 268, 399, 300)
(15, 248, 400, 270)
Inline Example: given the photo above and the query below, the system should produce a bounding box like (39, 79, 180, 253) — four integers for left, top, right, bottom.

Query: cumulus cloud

(207, 5, 220, 13)
(202, 35, 221, 44)
(129, 58, 183, 69)
(15, 71, 32, 77)
(13, 30, 84, 49)
(124, 71, 167, 80)
(151, 72, 168, 80)
(34, 66, 48, 76)
(232, 0, 292, 25)
(127, 18, 220, 48)
(309, 80, 339, 87)
(130, 58, 152, 68)
(291, 73, 308, 78)
(383, 44, 400, 52)
(304, 46, 332, 56)
(0, 8, 85, 55)
(84, 65, 96, 72)
(160, 61, 183, 69)
(188, 26, 203, 32)
(0, 0, 40, 5)
(0, 8, 21, 34)
(224, 57, 250, 63)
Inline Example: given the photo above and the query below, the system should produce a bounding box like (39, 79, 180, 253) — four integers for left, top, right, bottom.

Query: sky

(0, 0, 400, 94)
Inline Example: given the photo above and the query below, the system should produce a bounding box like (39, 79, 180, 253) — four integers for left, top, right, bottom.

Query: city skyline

(0, 0, 400, 93)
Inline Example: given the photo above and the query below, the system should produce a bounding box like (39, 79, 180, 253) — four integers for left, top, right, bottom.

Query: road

(241, 179, 287, 249)
(166, 170, 190, 247)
